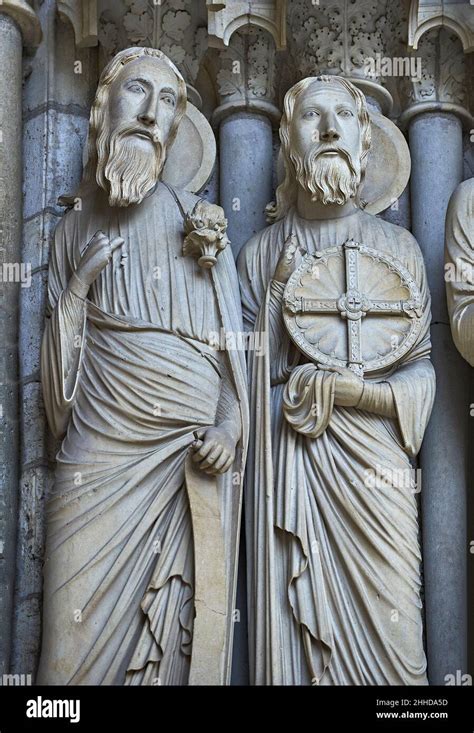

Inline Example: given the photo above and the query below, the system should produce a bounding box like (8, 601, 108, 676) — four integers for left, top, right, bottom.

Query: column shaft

(0, 12, 23, 677)
(219, 110, 274, 684)
(219, 112, 274, 260)
(409, 111, 469, 684)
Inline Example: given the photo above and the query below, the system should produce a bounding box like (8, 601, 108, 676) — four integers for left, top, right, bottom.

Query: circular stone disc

(162, 102, 216, 194)
(283, 244, 423, 374)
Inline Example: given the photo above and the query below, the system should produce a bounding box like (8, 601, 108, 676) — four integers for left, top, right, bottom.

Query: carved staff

(170, 185, 233, 685)
(184, 452, 227, 685)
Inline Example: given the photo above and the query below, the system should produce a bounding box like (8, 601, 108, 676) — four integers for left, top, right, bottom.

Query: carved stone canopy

(207, 0, 287, 50)
(408, 0, 474, 53)
(58, 0, 98, 47)
(398, 26, 474, 129)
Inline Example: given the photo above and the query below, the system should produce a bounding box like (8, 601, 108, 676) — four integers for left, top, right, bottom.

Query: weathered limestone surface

(2, 0, 473, 686)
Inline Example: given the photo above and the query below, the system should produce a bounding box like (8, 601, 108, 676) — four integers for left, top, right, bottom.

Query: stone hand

(72, 231, 125, 296)
(324, 365, 364, 407)
(191, 425, 237, 475)
(273, 234, 306, 285)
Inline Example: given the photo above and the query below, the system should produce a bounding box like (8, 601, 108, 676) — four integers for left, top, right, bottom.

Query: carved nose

(320, 127, 340, 142)
(139, 110, 156, 126)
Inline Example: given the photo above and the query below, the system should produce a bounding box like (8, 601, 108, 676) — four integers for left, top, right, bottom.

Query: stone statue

(37, 47, 248, 686)
(238, 76, 436, 685)
(445, 178, 474, 366)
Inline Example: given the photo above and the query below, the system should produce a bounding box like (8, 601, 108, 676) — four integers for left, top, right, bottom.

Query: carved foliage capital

(400, 27, 471, 112)
(97, 0, 208, 85)
(287, 0, 409, 82)
(214, 26, 278, 108)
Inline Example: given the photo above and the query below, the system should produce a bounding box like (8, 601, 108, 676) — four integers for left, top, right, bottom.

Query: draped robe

(445, 178, 474, 366)
(37, 182, 248, 685)
(238, 206, 436, 685)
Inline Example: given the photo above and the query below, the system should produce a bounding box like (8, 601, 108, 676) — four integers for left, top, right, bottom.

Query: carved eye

(303, 110, 319, 120)
(161, 94, 176, 107)
(339, 109, 354, 118)
(127, 83, 145, 94)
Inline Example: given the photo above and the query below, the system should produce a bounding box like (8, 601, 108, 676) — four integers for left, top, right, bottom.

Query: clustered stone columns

(205, 22, 285, 682)
(399, 27, 474, 685)
(0, 0, 41, 678)
(10, 0, 98, 677)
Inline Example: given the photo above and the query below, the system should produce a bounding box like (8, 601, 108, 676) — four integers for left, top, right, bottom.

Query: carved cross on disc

(283, 239, 423, 376)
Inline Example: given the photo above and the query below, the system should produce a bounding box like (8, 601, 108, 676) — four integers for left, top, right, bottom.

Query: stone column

(11, 0, 97, 677)
(399, 27, 474, 685)
(218, 110, 276, 260)
(206, 12, 286, 681)
(0, 0, 41, 678)
(210, 28, 282, 259)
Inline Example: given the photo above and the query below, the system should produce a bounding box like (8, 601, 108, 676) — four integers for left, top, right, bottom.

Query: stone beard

(238, 78, 435, 686)
(96, 120, 167, 208)
(290, 145, 361, 206)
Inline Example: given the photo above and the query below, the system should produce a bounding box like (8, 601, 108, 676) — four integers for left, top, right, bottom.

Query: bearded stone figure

(37, 47, 248, 685)
(238, 76, 436, 685)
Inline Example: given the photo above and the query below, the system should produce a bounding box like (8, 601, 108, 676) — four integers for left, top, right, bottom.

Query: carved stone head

(83, 47, 187, 208)
(267, 76, 372, 221)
